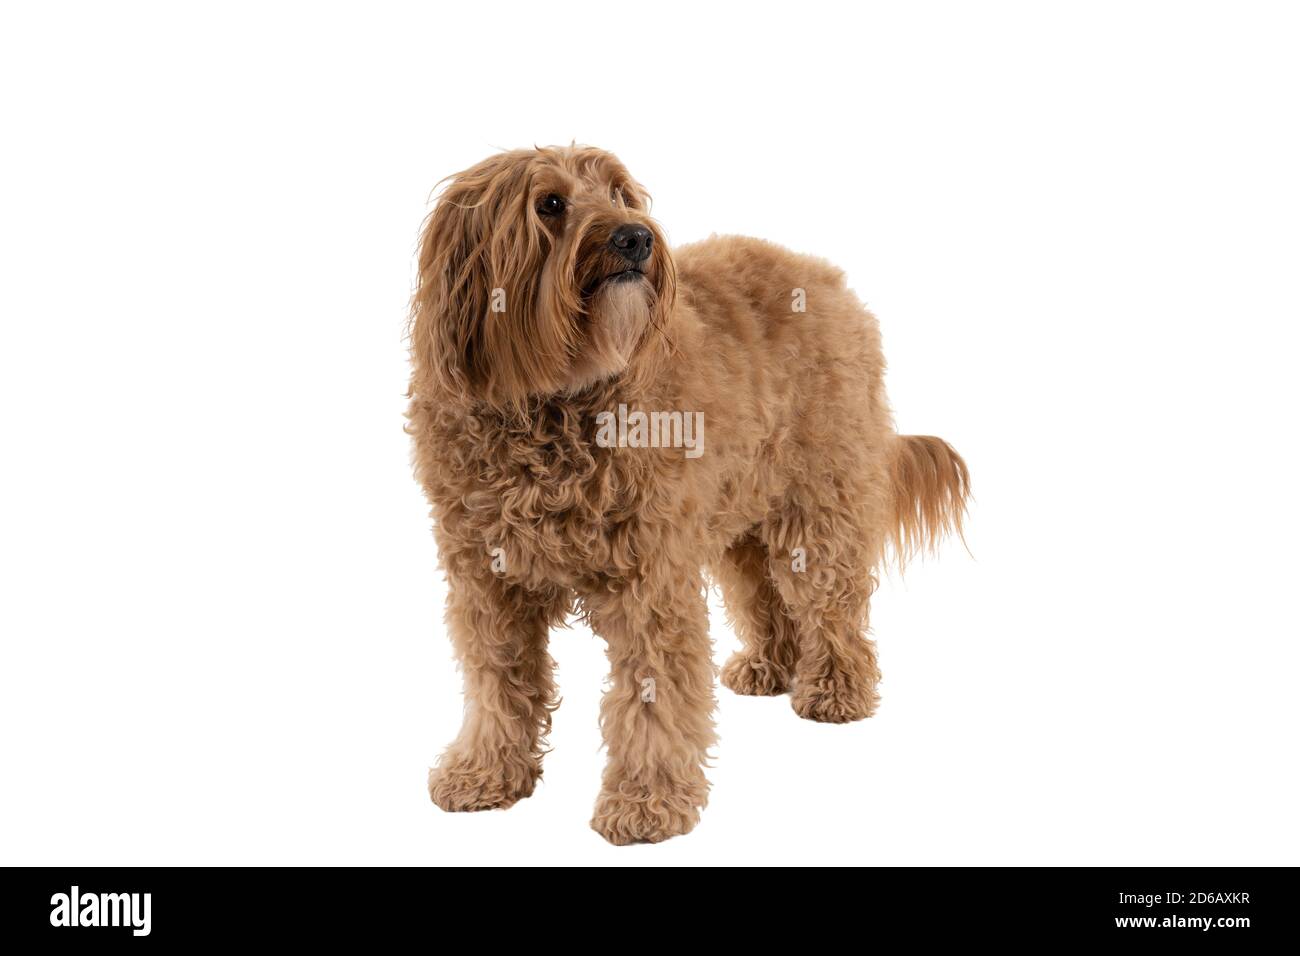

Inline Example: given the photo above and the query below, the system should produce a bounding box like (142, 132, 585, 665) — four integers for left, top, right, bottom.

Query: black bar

(4, 867, 1292, 945)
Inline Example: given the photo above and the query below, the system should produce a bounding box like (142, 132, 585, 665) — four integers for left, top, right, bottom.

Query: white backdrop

(2, 1, 1298, 866)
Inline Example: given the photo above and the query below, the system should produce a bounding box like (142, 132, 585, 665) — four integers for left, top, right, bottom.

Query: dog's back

(665, 234, 967, 567)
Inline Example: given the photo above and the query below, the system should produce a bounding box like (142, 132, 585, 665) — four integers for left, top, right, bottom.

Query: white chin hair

(561, 279, 651, 393)
(592, 278, 650, 360)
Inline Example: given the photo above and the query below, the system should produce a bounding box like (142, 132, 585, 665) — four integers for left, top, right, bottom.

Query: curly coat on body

(407, 145, 968, 844)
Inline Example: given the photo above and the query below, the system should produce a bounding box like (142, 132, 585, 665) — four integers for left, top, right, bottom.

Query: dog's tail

(889, 435, 970, 566)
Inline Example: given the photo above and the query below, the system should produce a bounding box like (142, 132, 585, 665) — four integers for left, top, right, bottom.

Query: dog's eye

(613, 187, 639, 210)
(538, 194, 566, 216)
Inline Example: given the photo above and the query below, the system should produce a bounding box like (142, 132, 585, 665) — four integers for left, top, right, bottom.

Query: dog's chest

(461, 425, 665, 587)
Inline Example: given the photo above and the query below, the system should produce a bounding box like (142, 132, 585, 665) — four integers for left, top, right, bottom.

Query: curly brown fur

(407, 145, 968, 844)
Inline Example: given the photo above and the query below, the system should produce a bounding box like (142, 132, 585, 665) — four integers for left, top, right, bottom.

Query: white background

(2, 1, 1298, 866)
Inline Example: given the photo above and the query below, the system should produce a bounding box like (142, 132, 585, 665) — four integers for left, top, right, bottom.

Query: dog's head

(410, 146, 675, 407)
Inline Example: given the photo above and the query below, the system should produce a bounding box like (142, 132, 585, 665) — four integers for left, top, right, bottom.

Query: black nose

(609, 224, 653, 263)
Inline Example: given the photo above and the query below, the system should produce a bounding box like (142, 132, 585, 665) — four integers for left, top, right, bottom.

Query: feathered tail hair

(889, 435, 970, 566)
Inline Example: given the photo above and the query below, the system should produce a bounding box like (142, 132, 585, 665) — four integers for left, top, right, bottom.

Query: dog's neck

(467, 320, 677, 428)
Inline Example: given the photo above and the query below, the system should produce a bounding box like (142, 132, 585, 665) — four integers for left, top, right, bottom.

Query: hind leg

(717, 531, 801, 696)
(763, 495, 885, 723)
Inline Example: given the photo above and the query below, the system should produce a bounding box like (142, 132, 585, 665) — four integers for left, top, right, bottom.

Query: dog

(406, 145, 968, 844)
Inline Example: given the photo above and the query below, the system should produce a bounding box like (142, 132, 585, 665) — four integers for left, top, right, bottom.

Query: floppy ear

(409, 159, 580, 407)
(409, 179, 494, 400)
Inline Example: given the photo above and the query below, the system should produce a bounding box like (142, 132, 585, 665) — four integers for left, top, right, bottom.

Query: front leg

(585, 565, 717, 844)
(429, 568, 569, 812)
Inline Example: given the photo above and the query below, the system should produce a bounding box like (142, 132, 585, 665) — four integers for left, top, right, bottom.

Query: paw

(791, 675, 879, 723)
(721, 653, 791, 696)
(590, 780, 707, 845)
(428, 751, 539, 812)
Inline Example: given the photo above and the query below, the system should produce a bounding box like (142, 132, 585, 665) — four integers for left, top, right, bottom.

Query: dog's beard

(563, 276, 652, 394)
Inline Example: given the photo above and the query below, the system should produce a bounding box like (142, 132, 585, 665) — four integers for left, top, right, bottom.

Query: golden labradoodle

(407, 145, 968, 845)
